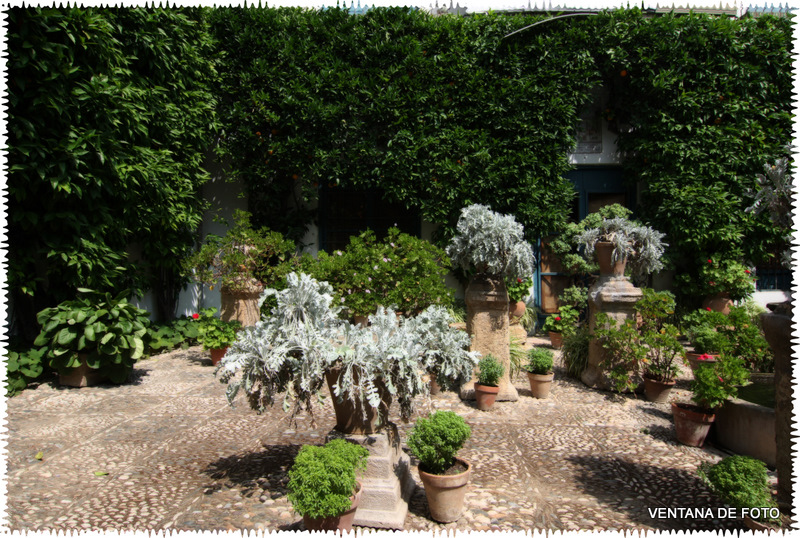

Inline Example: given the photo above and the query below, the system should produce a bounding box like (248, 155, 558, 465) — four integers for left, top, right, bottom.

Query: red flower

(192, 313, 200, 320)
(745, 270, 751, 274)
(555, 316, 561, 321)
(698, 353, 714, 361)
(706, 307, 712, 311)
(709, 281, 715, 286)
(718, 376, 724, 383)
(707, 259, 713, 263)
(517, 278, 523, 283)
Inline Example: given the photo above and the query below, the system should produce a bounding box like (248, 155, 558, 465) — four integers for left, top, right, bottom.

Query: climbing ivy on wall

(209, 7, 595, 243)
(592, 10, 793, 299)
(7, 7, 219, 334)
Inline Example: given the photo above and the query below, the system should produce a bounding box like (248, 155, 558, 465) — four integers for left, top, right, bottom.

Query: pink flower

(192, 313, 200, 320)
(697, 353, 714, 361)
(718, 376, 724, 383)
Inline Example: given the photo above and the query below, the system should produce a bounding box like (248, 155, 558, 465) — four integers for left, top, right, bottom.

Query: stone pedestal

(327, 424, 414, 529)
(761, 304, 793, 511)
(581, 275, 642, 390)
(460, 274, 518, 402)
(221, 280, 263, 327)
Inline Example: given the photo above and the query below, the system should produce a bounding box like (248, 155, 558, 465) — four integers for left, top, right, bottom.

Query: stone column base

(327, 423, 414, 529)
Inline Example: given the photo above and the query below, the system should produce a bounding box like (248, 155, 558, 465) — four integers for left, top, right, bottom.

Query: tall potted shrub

(287, 439, 369, 531)
(446, 204, 535, 401)
(184, 210, 295, 327)
(407, 411, 472, 523)
(576, 217, 666, 279)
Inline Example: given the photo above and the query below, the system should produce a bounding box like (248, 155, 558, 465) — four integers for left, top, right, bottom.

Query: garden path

(6, 337, 749, 533)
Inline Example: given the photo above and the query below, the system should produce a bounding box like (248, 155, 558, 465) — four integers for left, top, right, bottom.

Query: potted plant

(474, 354, 503, 410)
(184, 210, 295, 326)
(196, 308, 242, 366)
(637, 289, 684, 403)
(541, 305, 579, 349)
(524, 348, 554, 399)
(216, 273, 479, 432)
(406, 411, 472, 523)
(314, 228, 454, 322)
(287, 438, 369, 531)
(679, 257, 757, 313)
(33, 289, 150, 387)
(699, 456, 780, 530)
(575, 217, 666, 279)
(683, 308, 730, 372)
(672, 354, 750, 447)
(506, 276, 532, 323)
(592, 313, 647, 394)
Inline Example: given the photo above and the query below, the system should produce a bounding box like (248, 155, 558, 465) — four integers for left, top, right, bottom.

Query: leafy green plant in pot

(287, 438, 368, 531)
(699, 455, 780, 529)
(524, 348, 554, 399)
(474, 354, 503, 411)
(636, 289, 684, 403)
(197, 311, 242, 366)
(592, 313, 647, 394)
(407, 411, 472, 523)
(34, 289, 150, 387)
(506, 276, 532, 323)
(541, 305, 579, 349)
(672, 354, 750, 447)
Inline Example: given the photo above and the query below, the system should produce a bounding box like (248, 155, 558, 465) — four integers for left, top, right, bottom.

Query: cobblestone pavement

(6, 337, 763, 533)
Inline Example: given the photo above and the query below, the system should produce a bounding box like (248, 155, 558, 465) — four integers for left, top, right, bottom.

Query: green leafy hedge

(8, 7, 219, 334)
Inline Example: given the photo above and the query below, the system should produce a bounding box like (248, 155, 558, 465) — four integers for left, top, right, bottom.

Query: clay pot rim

(671, 401, 716, 419)
(418, 457, 472, 481)
(526, 370, 554, 379)
(643, 373, 677, 385)
(474, 382, 500, 393)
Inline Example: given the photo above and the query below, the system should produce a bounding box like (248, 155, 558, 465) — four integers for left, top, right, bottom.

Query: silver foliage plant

(217, 272, 479, 424)
(746, 153, 794, 269)
(446, 204, 536, 278)
(576, 217, 666, 280)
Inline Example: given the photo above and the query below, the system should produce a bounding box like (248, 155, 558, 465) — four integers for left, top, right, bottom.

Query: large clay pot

(302, 480, 362, 531)
(548, 331, 563, 349)
(702, 292, 733, 315)
(526, 371, 554, 399)
(595, 241, 626, 277)
(221, 280, 263, 327)
(209, 347, 228, 366)
(672, 402, 715, 447)
(474, 383, 499, 411)
(643, 375, 675, 403)
(418, 458, 471, 523)
(509, 301, 526, 324)
(325, 369, 391, 435)
(58, 354, 105, 387)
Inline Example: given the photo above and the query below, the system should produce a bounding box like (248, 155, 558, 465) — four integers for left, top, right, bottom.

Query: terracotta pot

(58, 354, 105, 387)
(686, 352, 718, 373)
(430, 378, 442, 396)
(702, 292, 733, 315)
(325, 369, 391, 434)
(353, 315, 369, 327)
(209, 347, 228, 366)
(672, 402, 716, 447)
(548, 331, 563, 349)
(474, 383, 499, 411)
(643, 376, 675, 403)
(595, 241, 627, 277)
(509, 301, 526, 324)
(526, 371, 554, 399)
(302, 480, 362, 531)
(418, 458, 471, 523)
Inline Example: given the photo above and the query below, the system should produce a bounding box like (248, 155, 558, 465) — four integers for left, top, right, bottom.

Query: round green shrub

(476, 354, 504, 387)
(287, 439, 368, 519)
(525, 348, 554, 375)
(407, 411, 471, 475)
(699, 456, 777, 522)
(689, 326, 729, 355)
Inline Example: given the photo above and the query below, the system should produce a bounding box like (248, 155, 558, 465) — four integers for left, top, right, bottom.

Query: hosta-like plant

(217, 273, 479, 423)
(446, 204, 535, 279)
(33, 289, 150, 384)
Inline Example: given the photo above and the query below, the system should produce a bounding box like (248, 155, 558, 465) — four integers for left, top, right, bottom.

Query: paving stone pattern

(7, 339, 751, 532)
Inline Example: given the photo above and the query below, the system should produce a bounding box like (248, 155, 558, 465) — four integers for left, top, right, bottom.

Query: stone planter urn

(460, 274, 518, 402)
(220, 278, 263, 327)
(581, 244, 642, 390)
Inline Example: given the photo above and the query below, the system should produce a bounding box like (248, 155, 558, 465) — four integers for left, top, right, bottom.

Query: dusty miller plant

(576, 217, 666, 280)
(216, 272, 479, 424)
(746, 153, 794, 269)
(446, 204, 535, 279)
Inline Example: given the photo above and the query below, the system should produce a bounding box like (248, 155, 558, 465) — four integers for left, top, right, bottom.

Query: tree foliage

(8, 7, 219, 332)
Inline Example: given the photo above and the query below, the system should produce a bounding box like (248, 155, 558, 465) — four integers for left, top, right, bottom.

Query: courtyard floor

(6, 337, 762, 533)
